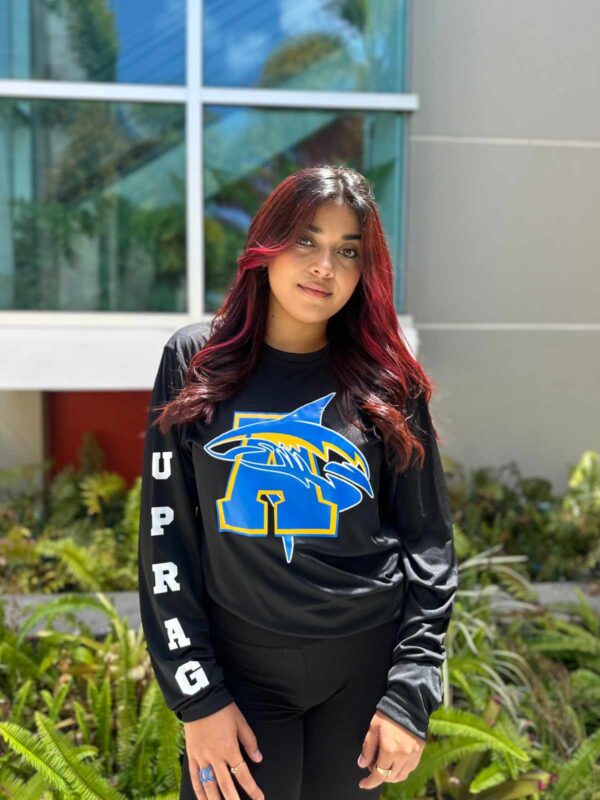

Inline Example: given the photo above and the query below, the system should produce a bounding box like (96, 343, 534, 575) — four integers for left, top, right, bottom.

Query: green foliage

(550, 728, 600, 800)
(0, 434, 139, 594)
(1, 440, 599, 796)
(380, 546, 600, 799)
(0, 546, 596, 797)
(445, 450, 600, 580)
(0, 593, 185, 798)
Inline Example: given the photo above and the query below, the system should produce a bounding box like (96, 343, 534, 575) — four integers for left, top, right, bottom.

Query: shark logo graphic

(203, 392, 373, 563)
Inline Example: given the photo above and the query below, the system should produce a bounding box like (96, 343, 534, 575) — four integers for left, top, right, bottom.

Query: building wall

(406, 0, 600, 490)
(0, 391, 44, 487)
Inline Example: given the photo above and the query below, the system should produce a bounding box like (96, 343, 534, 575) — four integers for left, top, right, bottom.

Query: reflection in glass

(203, 105, 404, 312)
(0, 0, 185, 84)
(0, 99, 185, 312)
(204, 0, 406, 93)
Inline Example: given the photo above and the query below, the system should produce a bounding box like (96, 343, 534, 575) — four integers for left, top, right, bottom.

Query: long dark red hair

(154, 165, 437, 474)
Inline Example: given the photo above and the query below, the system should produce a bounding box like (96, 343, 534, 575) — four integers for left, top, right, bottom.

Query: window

(0, 0, 411, 317)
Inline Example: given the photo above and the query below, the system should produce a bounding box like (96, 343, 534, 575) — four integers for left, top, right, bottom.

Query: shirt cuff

(175, 683, 235, 723)
(375, 695, 430, 742)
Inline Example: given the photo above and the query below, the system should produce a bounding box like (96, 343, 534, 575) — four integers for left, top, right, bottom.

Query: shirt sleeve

(137, 343, 235, 723)
(375, 394, 459, 741)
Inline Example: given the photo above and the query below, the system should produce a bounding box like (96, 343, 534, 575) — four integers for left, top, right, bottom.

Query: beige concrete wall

(0, 392, 45, 491)
(406, 0, 600, 491)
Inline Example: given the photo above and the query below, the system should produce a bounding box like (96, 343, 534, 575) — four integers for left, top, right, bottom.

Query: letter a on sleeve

(137, 343, 234, 722)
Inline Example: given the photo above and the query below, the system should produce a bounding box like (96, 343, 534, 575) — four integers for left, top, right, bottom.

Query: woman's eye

(296, 237, 358, 260)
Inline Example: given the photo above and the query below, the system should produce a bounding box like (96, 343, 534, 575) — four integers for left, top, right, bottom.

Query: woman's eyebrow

(307, 223, 362, 241)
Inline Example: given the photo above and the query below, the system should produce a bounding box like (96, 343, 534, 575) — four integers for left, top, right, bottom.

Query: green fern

(570, 668, 600, 704)
(138, 794, 180, 800)
(385, 737, 491, 798)
(0, 763, 56, 800)
(0, 639, 40, 680)
(116, 684, 182, 796)
(155, 693, 184, 793)
(115, 689, 159, 794)
(551, 728, 600, 799)
(36, 540, 102, 592)
(34, 628, 105, 654)
(530, 628, 600, 658)
(33, 711, 126, 799)
(492, 716, 531, 781)
(572, 587, 600, 636)
(488, 565, 538, 603)
(16, 593, 114, 644)
(114, 671, 136, 774)
(9, 679, 34, 724)
(91, 677, 112, 763)
(73, 699, 92, 746)
(121, 477, 142, 540)
(39, 675, 74, 722)
(80, 472, 126, 518)
(469, 761, 510, 793)
(0, 718, 73, 796)
(428, 707, 530, 762)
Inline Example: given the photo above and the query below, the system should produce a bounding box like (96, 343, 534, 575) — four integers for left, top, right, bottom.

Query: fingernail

(357, 754, 365, 767)
(254, 750, 263, 761)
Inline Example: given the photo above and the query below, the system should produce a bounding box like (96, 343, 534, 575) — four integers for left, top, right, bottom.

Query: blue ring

(199, 765, 216, 783)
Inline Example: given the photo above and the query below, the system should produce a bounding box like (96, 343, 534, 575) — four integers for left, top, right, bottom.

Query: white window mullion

(186, 0, 203, 318)
(199, 86, 418, 112)
(0, 80, 418, 113)
(0, 79, 186, 103)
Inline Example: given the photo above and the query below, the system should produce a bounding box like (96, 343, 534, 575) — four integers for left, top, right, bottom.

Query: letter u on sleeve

(375, 394, 459, 741)
(137, 343, 234, 723)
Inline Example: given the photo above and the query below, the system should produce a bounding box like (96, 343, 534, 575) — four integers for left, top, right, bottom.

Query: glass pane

(203, 0, 407, 92)
(0, 98, 186, 312)
(203, 105, 405, 313)
(0, 0, 185, 84)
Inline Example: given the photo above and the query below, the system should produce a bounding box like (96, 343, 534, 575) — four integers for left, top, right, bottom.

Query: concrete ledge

(1, 581, 599, 637)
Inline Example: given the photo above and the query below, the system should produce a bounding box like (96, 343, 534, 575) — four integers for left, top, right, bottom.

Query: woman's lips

(298, 283, 331, 298)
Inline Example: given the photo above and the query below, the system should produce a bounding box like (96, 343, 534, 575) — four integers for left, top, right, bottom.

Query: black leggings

(179, 595, 399, 800)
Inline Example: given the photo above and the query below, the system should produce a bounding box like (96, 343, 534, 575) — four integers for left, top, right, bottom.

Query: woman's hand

(357, 709, 425, 790)
(183, 701, 265, 799)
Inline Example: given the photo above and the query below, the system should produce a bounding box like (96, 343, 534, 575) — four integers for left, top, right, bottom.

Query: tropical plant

(444, 450, 600, 581)
(0, 434, 140, 594)
(381, 545, 600, 799)
(0, 593, 184, 798)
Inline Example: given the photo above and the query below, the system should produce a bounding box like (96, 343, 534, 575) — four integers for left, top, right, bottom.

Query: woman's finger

(211, 759, 242, 800)
(188, 754, 211, 798)
(228, 754, 265, 800)
(391, 751, 421, 782)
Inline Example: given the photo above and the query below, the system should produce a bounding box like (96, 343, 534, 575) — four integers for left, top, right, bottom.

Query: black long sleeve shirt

(137, 322, 458, 741)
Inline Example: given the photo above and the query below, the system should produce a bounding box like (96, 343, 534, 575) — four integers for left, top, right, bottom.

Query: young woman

(137, 165, 459, 800)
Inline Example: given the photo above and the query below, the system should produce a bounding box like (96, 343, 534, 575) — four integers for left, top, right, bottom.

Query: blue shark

(204, 392, 373, 563)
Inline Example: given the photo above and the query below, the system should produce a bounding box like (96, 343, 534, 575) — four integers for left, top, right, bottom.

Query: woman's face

(266, 201, 363, 334)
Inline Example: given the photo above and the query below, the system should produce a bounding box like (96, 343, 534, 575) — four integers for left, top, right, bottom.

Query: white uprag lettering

(164, 616, 192, 650)
(152, 562, 181, 593)
(152, 450, 173, 480)
(148, 422, 211, 698)
(151, 505, 174, 536)
(175, 661, 210, 695)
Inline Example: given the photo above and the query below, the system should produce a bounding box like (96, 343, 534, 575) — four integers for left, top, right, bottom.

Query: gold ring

(230, 759, 245, 775)
(375, 765, 393, 777)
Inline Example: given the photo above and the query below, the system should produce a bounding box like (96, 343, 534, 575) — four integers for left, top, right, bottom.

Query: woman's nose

(313, 251, 334, 272)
